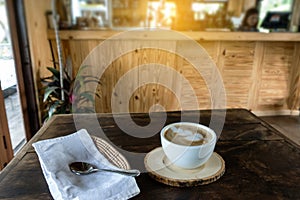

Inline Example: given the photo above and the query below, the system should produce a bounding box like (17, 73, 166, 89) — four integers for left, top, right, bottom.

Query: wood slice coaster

(144, 147, 225, 187)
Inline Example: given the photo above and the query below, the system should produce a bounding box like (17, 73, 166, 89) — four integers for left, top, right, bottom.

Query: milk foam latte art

(161, 122, 217, 169)
(164, 124, 212, 146)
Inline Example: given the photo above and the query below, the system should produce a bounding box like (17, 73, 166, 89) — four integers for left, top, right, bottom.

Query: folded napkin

(32, 129, 140, 200)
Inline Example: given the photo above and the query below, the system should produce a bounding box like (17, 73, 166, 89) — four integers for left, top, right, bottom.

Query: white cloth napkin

(32, 129, 140, 200)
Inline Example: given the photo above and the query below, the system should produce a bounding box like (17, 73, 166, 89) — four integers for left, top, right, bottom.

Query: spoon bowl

(69, 162, 140, 177)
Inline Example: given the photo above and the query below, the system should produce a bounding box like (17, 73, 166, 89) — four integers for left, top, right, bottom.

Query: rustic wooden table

(0, 109, 299, 199)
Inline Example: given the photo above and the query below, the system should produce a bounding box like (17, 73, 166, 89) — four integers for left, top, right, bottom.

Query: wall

(24, 0, 53, 78)
(23, 0, 54, 123)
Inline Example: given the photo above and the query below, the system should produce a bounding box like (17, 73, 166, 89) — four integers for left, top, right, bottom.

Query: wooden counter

(47, 30, 300, 115)
(48, 30, 300, 42)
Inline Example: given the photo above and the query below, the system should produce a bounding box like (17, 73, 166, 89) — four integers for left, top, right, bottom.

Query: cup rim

(160, 122, 216, 148)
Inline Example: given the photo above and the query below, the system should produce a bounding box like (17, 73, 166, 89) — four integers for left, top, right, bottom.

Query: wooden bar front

(47, 30, 300, 115)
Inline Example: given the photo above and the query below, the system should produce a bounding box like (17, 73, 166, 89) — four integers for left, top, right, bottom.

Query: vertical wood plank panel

(287, 42, 300, 110)
(257, 42, 294, 111)
(176, 40, 212, 110)
(24, 0, 53, 77)
(248, 42, 264, 110)
(0, 85, 13, 170)
(218, 41, 255, 108)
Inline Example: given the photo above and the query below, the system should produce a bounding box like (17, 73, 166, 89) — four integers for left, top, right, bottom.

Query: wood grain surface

(0, 85, 13, 170)
(48, 30, 300, 42)
(145, 150, 226, 187)
(47, 33, 300, 114)
(0, 109, 299, 199)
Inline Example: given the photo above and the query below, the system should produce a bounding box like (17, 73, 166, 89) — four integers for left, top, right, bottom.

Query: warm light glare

(147, 1, 176, 27)
(192, 3, 221, 15)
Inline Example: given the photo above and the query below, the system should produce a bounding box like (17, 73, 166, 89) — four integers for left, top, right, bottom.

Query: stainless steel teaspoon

(69, 162, 140, 177)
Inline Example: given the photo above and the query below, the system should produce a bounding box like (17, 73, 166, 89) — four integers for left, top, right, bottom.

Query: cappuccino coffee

(161, 122, 217, 169)
(164, 125, 211, 146)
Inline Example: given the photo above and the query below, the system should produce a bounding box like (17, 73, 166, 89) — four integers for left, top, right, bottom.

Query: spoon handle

(95, 168, 140, 177)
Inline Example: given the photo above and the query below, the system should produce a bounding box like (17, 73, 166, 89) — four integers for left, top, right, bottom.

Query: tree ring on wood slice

(144, 147, 225, 187)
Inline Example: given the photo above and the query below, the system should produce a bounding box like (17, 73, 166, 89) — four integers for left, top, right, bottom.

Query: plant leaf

(47, 67, 60, 80)
(77, 65, 91, 75)
(43, 86, 60, 102)
(83, 78, 101, 85)
(79, 92, 94, 103)
(48, 101, 59, 118)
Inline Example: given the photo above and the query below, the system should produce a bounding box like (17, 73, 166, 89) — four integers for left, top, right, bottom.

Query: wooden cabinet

(227, 0, 244, 17)
(227, 0, 256, 17)
(72, 0, 112, 27)
(112, 0, 147, 27)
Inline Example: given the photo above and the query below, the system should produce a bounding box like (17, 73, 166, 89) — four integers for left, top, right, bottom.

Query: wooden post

(227, 0, 244, 17)
(7, 0, 42, 138)
(0, 83, 14, 170)
(290, 0, 300, 31)
(172, 0, 197, 30)
(287, 43, 300, 111)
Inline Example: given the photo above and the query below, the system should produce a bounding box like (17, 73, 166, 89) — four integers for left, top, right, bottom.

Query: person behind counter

(239, 8, 259, 32)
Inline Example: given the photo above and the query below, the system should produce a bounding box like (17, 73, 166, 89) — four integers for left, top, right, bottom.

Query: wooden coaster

(144, 147, 225, 187)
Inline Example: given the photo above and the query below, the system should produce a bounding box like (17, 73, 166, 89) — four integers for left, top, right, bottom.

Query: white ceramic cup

(160, 122, 217, 169)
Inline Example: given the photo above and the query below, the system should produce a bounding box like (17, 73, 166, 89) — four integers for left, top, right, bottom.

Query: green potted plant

(41, 63, 100, 122)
